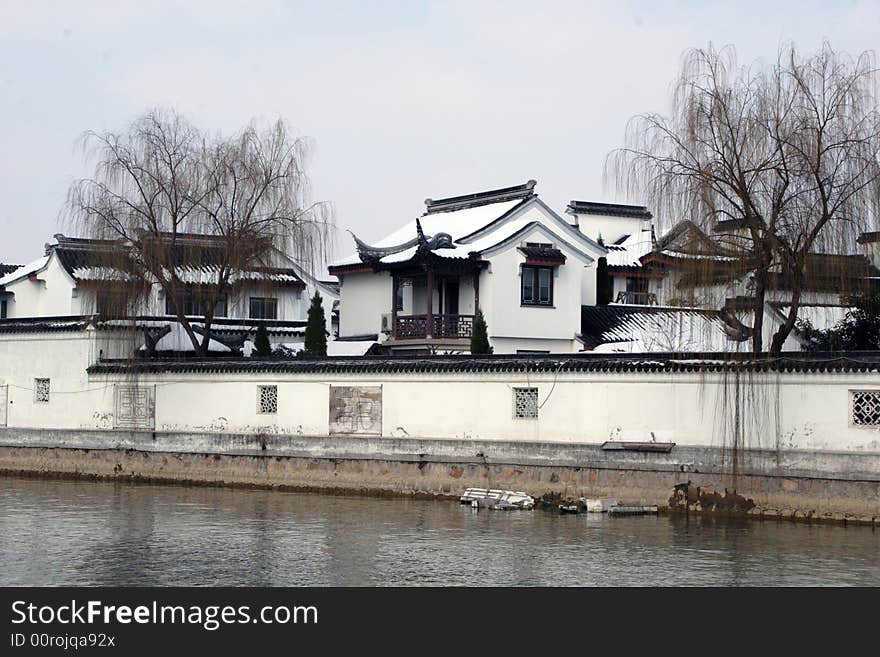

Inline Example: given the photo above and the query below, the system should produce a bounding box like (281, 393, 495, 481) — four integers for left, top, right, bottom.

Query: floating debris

(460, 488, 535, 510)
(558, 504, 580, 514)
(608, 505, 659, 516)
(582, 498, 619, 513)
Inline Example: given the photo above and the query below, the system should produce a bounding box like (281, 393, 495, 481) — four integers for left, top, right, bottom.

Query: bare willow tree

(609, 43, 880, 353)
(68, 109, 333, 355)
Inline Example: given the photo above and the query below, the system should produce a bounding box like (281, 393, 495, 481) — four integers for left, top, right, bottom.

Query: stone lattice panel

(852, 390, 880, 425)
(513, 387, 538, 418)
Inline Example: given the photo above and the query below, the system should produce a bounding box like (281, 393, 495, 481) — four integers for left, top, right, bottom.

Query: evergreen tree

(470, 309, 493, 354)
(594, 234, 613, 305)
(799, 292, 880, 351)
(596, 256, 613, 305)
(304, 291, 327, 357)
(253, 323, 272, 357)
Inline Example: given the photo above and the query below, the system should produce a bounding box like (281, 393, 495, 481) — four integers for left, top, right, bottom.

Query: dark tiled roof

(566, 201, 652, 220)
(518, 246, 566, 263)
(713, 218, 750, 232)
(767, 254, 879, 293)
(857, 231, 880, 244)
(424, 180, 536, 214)
(49, 234, 304, 287)
(580, 305, 749, 350)
(0, 316, 91, 334)
(335, 334, 379, 342)
(0, 263, 22, 277)
(319, 280, 341, 294)
(86, 351, 880, 375)
(655, 220, 725, 257)
(0, 315, 312, 336)
(52, 238, 128, 279)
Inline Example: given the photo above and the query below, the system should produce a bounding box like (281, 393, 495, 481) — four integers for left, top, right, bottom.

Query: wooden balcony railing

(394, 314, 474, 339)
(615, 291, 658, 306)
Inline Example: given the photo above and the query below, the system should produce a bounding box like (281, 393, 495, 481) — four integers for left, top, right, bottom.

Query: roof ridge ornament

(350, 219, 453, 265)
(424, 180, 537, 215)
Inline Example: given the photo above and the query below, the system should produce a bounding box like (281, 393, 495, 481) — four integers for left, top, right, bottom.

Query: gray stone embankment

(0, 427, 878, 523)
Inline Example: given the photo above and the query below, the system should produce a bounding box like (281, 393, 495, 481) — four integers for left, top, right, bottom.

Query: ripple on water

(1, 476, 878, 586)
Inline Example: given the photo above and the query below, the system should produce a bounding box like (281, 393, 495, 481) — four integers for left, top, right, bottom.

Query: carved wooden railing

(395, 314, 430, 338)
(394, 314, 474, 339)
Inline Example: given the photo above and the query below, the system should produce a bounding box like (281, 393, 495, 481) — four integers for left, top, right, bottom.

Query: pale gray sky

(1, 1, 879, 264)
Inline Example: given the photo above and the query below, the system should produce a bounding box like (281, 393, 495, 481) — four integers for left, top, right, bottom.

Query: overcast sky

(2, 0, 879, 265)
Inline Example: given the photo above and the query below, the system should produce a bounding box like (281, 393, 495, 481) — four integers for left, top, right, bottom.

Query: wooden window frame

(521, 265, 554, 307)
(249, 297, 278, 320)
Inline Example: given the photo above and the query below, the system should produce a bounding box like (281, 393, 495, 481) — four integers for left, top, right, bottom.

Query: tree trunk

(769, 284, 802, 353)
(751, 272, 767, 354)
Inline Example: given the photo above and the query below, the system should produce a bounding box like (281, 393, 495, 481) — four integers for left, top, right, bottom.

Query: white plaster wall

(458, 276, 476, 316)
(490, 337, 578, 353)
(0, 331, 114, 429)
(75, 369, 880, 453)
(576, 214, 646, 245)
(338, 271, 391, 337)
(581, 265, 597, 306)
(485, 235, 586, 343)
(3, 255, 76, 318)
(5, 331, 880, 456)
(152, 378, 328, 435)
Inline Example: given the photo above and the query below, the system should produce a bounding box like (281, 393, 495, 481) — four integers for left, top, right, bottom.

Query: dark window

(0, 299, 7, 319)
(249, 297, 278, 320)
(95, 290, 128, 317)
(166, 291, 227, 317)
(626, 277, 649, 295)
(395, 284, 404, 312)
(521, 266, 553, 306)
(625, 277, 650, 304)
(525, 241, 553, 249)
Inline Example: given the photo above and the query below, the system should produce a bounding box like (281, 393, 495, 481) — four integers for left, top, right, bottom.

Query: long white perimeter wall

(2, 331, 880, 454)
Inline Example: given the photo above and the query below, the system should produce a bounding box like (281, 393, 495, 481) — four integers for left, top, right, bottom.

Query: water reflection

(1, 476, 877, 586)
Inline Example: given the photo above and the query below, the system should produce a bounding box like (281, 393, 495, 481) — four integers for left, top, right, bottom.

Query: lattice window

(513, 387, 538, 418)
(34, 378, 50, 403)
(258, 385, 278, 414)
(852, 391, 880, 425)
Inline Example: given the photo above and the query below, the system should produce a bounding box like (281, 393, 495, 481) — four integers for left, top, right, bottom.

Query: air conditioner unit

(381, 313, 392, 333)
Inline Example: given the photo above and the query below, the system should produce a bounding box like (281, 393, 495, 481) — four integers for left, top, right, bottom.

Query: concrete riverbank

(1, 428, 878, 524)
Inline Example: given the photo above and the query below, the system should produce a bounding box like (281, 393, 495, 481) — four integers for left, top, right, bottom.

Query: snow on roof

(582, 305, 750, 353)
(0, 256, 49, 287)
(139, 323, 231, 353)
(333, 198, 525, 267)
(327, 339, 377, 356)
(792, 305, 852, 332)
(605, 231, 653, 268)
(70, 266, 132, 282)
(243, 340, 304, 357)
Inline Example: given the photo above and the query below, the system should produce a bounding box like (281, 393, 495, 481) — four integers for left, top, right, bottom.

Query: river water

(1, 476, 878, 586)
